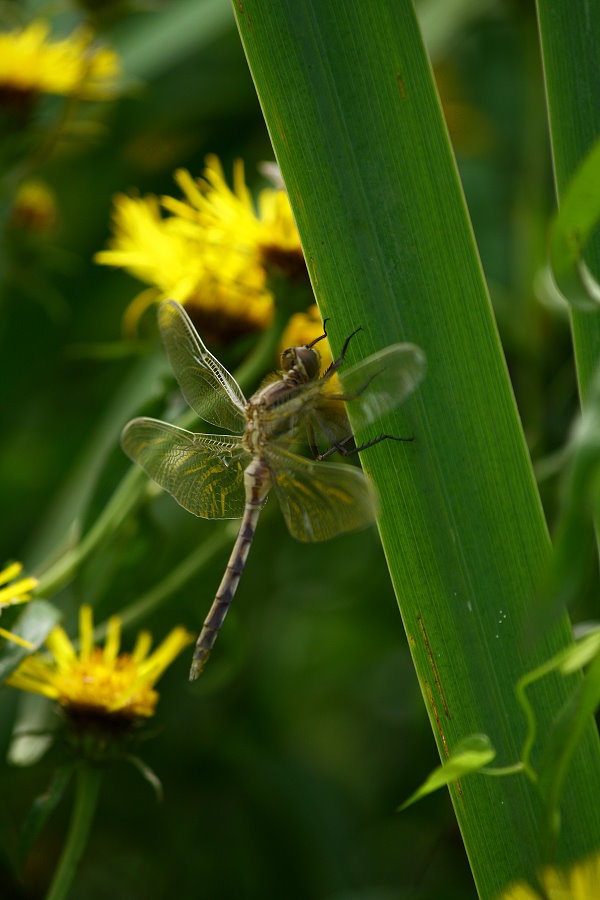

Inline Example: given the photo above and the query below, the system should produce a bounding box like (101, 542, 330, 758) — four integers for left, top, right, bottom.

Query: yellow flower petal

(0, 20, 120, 100)
(0, 627, 33, 649)
(138, 627, 195, 684)
(79, 605, 94, 660)
(122, 287, 160, 338)
(7, 605, 193, 721)
(0, 562, 23, 585)
(173, 168, 204, 210)
(6, 670, 60, 700)
(103, 616, 122, 664)
(500, 851, 600, 900)
(0, 576, 38, 606)
(45, 626, 76, 668)
(95, 154, 305, 341)
(132, 630, 153, 662)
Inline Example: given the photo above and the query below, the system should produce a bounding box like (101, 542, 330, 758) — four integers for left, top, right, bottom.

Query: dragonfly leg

(306, 318, 329, 348)
(323, 327, 362, 377)
(317, 433, 413, 460)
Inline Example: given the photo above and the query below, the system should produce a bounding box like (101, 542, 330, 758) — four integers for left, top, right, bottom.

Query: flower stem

(45, 763, 102, 900)
(95, 523, 237, 640)
(35, 467, 146, 597)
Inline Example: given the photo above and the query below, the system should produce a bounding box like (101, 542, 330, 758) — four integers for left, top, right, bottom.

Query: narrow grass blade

(549, 135, 600, 311)
(537, 1, 600, 399)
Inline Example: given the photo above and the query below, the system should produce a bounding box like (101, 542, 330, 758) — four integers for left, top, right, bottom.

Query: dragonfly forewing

(122, 417, 249, 518)
(158, 300, 247, 433)
(267, 444, 377, 542)
(335, 343, 426, 433)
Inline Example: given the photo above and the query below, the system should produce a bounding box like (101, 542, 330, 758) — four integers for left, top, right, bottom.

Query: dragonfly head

(281, 345, 321, 381)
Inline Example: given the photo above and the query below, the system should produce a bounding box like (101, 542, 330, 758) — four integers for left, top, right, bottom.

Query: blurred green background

(0, 0, 589, 897)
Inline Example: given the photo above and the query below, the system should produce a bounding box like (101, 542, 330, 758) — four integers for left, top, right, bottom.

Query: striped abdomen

(189, 457, 271, 681)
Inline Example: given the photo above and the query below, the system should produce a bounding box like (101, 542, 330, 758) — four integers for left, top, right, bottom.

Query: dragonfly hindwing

(121, 418, 249, 519)
(267, 445, 377, 542)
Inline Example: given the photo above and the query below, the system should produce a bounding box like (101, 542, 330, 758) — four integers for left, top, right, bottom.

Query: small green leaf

(530, 361, 600, 634)
(8, 695, 57, 768)
(0, 601, 61, 684)
(549, 134, 600, 311)
(18, 766, 73, 868)
(399, 735, 496, 810)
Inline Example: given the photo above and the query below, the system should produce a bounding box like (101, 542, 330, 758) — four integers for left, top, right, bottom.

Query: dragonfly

(122, 300, 426, 680)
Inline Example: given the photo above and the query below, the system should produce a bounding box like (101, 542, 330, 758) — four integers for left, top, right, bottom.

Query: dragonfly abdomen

(189, 457, 271, 681)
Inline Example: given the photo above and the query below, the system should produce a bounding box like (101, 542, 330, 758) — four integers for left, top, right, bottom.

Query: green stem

(35, 467, 146, 597)
(483, 762, 530, 779)
(45, 764, 102, 900)
(95, 523, 237, 640)
(516, 659, 564, 774)
(34, 311, 287, 600)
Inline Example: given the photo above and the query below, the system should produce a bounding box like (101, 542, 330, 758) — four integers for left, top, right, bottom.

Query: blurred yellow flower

(95, 156, 306, 339)
(0, 561, 37, 648)
(95, 191, 273, 340)
(279, 305, 333, 374)
(7, 605, 194, 719)
(10, 179, 58, 232)
(0, 20, 120, 100)
(163, 156, 305, 278)
(499, 852, 600, 900)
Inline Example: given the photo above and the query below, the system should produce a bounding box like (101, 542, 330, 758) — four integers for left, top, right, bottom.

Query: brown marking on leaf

(408, 632, 416, 648)
(424, 682, 462, 796)
(237, 0, 244, 12)
(424, 681, 449, 758)
(248, 13, 253, 30)
(273, 113, 289, 150)
(397, 71, 406, 100)
(418, 613, 450, 718)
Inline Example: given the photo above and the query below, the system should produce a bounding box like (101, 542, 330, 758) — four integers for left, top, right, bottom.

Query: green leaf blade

(233, 1, 600, 894)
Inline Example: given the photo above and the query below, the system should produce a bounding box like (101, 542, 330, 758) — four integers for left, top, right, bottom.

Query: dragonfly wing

(267, 445, 377, 542)
(158, 300, 246, 432)
(334, 343, 426, 431)
(309, 398, 353, 451)
(122, 417, 249, 518)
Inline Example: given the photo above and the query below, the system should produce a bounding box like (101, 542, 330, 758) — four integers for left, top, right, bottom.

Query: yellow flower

(7, 605, 194, 719)
(0, 20, 120, 100)
(499, 851, 600, 899)
(95, 191, 273, 340)
(95, 157, 310, 339)
(10, 179, 58, 232)
(163, 156, 305, 279)
(279, 305, 333, 375)
(0, 561, 37, 648)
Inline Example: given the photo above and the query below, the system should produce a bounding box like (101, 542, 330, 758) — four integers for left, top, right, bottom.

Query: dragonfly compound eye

(296, 347, 320, 380)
